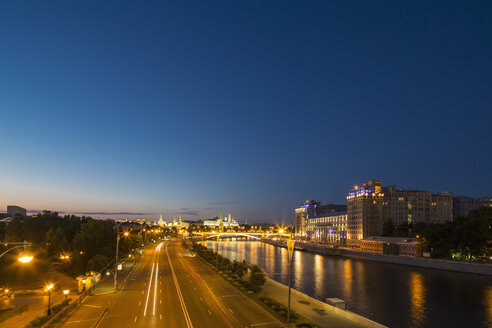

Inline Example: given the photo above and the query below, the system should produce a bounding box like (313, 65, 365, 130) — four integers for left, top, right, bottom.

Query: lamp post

(45, 284, 54, 316)
(0, 241, 33, 263)
(287, 236, 295, 323)
(114, 229, 129, 290)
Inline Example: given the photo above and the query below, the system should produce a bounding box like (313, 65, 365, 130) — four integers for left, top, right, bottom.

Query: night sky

(1, 1, 491, 223)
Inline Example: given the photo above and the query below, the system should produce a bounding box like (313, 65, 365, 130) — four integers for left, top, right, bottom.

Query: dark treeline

(382, 207, 492, 260)
(0, 212, 142, 284)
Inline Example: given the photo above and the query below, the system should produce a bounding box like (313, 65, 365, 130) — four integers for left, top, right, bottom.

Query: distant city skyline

(1, 1, 491, 223)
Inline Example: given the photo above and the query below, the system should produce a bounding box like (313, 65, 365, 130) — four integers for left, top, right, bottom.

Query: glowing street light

(18, 252, 34, 263)
(114, 227, 130, 290)
(45, 283, 54, 316)
(0, 241, 33, 263)
(63, 289, 69, 299)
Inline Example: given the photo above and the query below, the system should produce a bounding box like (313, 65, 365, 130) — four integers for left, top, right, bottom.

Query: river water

(204, 240, 492, 328)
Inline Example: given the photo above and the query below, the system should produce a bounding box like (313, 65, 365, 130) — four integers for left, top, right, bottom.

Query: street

(61, 241, 284, 328)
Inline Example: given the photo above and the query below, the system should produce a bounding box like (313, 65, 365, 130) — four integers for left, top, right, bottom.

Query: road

(61, 241, 284, 328)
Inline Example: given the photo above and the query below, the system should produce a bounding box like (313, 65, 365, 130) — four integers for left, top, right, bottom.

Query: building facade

(306, 212, 347, 244)
(7, 205, 27, 217)
(453, 196, 492, 218)
(203, 212, 239, 227)
(295, 200, 346, 239)
(347, 180, 453, 240)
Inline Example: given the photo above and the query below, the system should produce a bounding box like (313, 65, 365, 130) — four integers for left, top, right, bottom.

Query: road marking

(208, 309, 212, 316)
(194, 287, 196, 291)
(221, 294, 239, 298)
(143, 262, 155, 316)
(228, 308, 234, 313)
(134, 316, 137, 323)
(160, 300, 162, 304)
(166, 243, 194, 328)
(82, 304, 102, 308)
(160, 314, 163, 320)
(200, 297, 203, 301)
(153, 258, 159, 315)
(138, 301, 141, 306)
(251, 322, 278, 327)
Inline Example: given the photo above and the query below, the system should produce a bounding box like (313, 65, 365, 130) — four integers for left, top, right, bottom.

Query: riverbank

(262, 277, 387, 328)
(261, 239, 492, 276)
(194, 242, 386, 328)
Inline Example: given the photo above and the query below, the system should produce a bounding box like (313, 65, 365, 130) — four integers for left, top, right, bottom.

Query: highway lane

(63, 241, 284, 328)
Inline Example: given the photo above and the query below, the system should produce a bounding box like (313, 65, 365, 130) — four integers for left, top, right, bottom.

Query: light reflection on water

(205, 240, 492, 328)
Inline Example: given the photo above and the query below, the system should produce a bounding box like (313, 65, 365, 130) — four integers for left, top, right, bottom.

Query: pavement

(0, 294, 67, 328)
(0, 270, 77, 328)
(58, 241, 285, 328)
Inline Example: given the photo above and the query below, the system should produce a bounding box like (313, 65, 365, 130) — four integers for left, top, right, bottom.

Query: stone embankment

(261, 239, 492, 276)
(262, 277, 387, 328)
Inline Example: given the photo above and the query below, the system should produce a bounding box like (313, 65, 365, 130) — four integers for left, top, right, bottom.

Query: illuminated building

(203, 212, 239, 227)
(347, 179, 453, 240)
(295, 200, 346, 239)
(306, 212, 347, 244)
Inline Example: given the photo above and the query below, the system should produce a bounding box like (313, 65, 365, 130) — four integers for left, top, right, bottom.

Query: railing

(40, 287, 92, 328)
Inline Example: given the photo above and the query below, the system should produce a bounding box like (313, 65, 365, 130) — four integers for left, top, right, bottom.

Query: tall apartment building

(7, 205, 27, 217)
(347, 180, 453, 240)
(453, 196, 492, 218)
(295, 200, 346, 239)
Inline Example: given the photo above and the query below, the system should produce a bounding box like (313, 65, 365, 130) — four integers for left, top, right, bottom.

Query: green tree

(249, 265, 265, 288)
(87, 254, 109, 271)
(382, 219, 395, 236)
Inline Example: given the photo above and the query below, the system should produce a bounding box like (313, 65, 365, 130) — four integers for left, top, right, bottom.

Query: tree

(232, 260, 247, 279)
(249, 265, 265, 288)
(87, 254, 109, 271)
(382, 219, 395, 236)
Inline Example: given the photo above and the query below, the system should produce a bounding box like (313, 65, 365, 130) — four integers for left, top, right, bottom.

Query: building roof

(309, 211, 347, 220)
(364, 236, 418, 244)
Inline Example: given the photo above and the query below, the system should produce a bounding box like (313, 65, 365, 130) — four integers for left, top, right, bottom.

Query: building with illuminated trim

(306, 212, 347, 244)
(295, 200, 347, 239)
(347, 179, 453, 240)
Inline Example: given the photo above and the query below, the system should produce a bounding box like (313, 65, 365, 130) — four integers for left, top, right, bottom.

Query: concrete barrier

(263, 277, 387, 328)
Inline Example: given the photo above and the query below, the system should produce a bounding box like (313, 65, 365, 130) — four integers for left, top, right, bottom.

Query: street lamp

(63, 289, 69, 299)
(45, 284, 54, 316)
(0, 241, 33, 263)
(286, 236, 295, 323)
(114, 228, 130, 290)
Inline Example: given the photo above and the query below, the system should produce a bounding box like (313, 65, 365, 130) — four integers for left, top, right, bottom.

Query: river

(204, 240, 492, 328)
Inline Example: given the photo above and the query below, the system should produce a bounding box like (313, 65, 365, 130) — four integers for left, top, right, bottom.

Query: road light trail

(153, 243, 162, 316)
(166, 242, 193, 328)
(143, 262, 155, 317)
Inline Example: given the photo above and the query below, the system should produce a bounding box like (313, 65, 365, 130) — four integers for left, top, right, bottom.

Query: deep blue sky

(1, 1, 491, 223)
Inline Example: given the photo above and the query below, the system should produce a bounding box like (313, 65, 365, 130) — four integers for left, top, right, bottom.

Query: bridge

(191, 232, 291, 240)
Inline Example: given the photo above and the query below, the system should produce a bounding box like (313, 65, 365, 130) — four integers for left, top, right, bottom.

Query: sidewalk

(0, 294, 66, 328)
(53, 259, 137, 328)
(261, 278, 387, 328)
(0, 270, 77, 328)
(92, 259, 136, 295)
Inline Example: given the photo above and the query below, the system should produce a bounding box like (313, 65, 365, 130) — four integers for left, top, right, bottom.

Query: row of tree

(191, 243, 265, 288)
(0, 212, 142, 284)
(382, 207, 491, 260)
